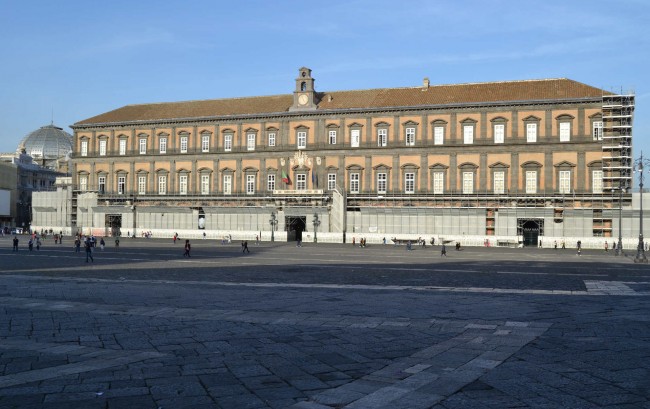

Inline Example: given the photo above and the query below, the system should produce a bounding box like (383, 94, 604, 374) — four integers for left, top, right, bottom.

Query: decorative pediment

(221, 128, 235, 134)
(490, 116, 508, 123)
(244, 127, 258, 133)
(346, 164, 364, 170)
(429, 163, 449, 170)
(489, 161, 510, 169)
(554, 161, 576, 168)
(458, 162, 478, 169)
(266, 126, 279, 132)
(374, 121, 390, 127)
(400, 163, 420, 170)
(402, 120, 419, 126)
(347, 122, 363, 128)
(220, 167, 235, 173)
(522, 115, 541, 122)
(521, 161, 542, 168)
(372, 163, 391, 171)
(460, 117, 477, 124)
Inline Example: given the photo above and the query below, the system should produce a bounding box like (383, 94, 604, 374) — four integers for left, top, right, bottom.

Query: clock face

(298, 94, 309, 105)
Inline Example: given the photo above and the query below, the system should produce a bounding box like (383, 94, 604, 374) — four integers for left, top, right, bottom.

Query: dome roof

(19, 124, 73, 160)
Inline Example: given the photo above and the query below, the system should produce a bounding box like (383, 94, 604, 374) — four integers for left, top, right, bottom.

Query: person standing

(28, 239, 33, 251)
(12, 236, 18, 251)
(441, 243, 447, 257)
(85, 238, 94, 263)
(605, 241, 609, 252)
(36, 237, 41, 251)
(100, 238, 105, 251)
(183, 239, 191, 257)
(243, 240, 250, 253)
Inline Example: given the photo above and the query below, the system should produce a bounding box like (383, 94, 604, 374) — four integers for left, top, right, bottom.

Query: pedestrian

(203, 232, 206, 240)
(85, 238, 94, 263)
(296, 239, 302, 247)
(554, 240, 557, 249)
(243, 240, 250, 253)
(255, 235, 259, 245)
(75, 237, 81, 252)
(100, 238, 105, 251)
(12, 236, 18, 251)
(561, 240, 566, 249)
(613, 242, 617, 251)
(441, 243, 447, 256)
(382, 237, 386, 245)
(605, 241, 608, 252)
(28, 238, 33, 251)
(115, 238, 119, 247)
(173, 233, 177, 244)
(406, 240, 412, 251)
(352, 237, 355, 246)
(183, 239, 191, 257)
(539, 240, 542, 248)
(36, 237, 41, 250)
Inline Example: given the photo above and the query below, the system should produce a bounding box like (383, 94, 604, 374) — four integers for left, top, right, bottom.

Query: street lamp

(633, 152, 650, 263)
(269, 212, 277, 242)
(616, 187, 626, 256)
(312, 213, 320, 243)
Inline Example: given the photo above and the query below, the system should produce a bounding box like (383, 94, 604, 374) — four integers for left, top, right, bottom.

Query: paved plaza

(0, 236, 649, 408)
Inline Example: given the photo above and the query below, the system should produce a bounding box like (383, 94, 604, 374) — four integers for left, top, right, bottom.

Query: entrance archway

(286, 216, 306, 242)
(517, 218, 543, 247)
(105, 214, 122, 237)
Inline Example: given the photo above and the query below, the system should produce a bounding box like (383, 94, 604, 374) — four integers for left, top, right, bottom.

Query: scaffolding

(602, 91, 634, 192)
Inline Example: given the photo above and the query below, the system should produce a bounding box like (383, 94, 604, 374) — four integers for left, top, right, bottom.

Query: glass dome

(18, 124, 73, 160)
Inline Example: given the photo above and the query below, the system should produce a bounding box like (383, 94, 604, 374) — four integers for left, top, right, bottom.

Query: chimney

(422, 77, 430, 89)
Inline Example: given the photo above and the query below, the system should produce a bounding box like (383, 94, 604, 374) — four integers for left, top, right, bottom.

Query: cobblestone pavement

(0, 238, 649, 408)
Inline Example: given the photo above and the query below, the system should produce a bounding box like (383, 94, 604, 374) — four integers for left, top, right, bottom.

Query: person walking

(28, 238, 33, 252)
(242, 240, 250, 253)
(36, 237, 41, 251)
(85, 238, 94, 263)
(100, 238, 105, 251)
(441, 243, 447, 257)
(183, 239, 191, 257)
(12, 236, 18, 251)
(605, 241, 609, 252)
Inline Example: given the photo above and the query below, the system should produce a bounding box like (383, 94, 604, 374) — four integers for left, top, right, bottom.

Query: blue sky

(1, 0, 648, 159)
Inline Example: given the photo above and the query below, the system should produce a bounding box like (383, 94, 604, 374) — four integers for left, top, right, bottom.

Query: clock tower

(290, 67, 318, 111)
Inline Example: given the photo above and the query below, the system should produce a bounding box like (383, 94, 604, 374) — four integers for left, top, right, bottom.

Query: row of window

(79, 169, 604, 196)
(79, 120, 605, 157)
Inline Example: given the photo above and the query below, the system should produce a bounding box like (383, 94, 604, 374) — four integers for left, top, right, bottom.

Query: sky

(1, 0, 649, 161)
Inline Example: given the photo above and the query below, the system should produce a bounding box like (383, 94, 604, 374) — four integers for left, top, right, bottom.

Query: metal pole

(635, 153, 647, 263)
(617, 188, 623, 256)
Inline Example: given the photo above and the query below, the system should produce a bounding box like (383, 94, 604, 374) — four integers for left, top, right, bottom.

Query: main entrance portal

(286, 216, 306, 242)
(105, 214, 122, 237)
(517, 218, 544, 247)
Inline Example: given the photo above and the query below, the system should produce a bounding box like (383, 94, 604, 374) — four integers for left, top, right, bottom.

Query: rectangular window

(180, 136, 188, 153)
(119, 139, 127, 155)
(79, 175, 88, 192)
(201, 135, 210, 152)
(405, 127, 415, 146)
(350, 173, 359, 193)
(560, 122, 571, 142)
(179, 175, 188, 195)
(329, 130, 337, 145)
(463, 125, 474, 144)
(378, 129, 387, 147)
(247, 133, 256, 151)
(224, 135, 232, 152)
(592, 170, 603, 193)
(223, 175, 231, 195)
(98, 176, 106, 194)
(297, 131, 307, 149)
(526, 123, 537, 143)
(246, 175, 255, 194)
(351, 129, 360, 147)
(405, 173, 415, 194)
(80, 140, 88, 157)
(434, 126, 444, 145)
(159, 137, 167, 154)
(328, 173, 336, 190)
(158, 175, 167, 195)
(117, 176, 125, 195)
(267, 174, 275, 191)
(433, 172, 444, 194)
(99, 140, 107, 156)
(494, 124, 504, 144)
(138, 176, 146, 195)
(493, 171, 505, 194)
(377, 173, 387, 194)
(593, 121, 603, 141)
(462, 172, 473, 194)
(526, 171, 537, 194)
(296, 174, 306, 190)
(201, 174, 210, 195)
(268, 132, 276, 147)
(559, 170, 571, 194)
(139, 138, 147, 154)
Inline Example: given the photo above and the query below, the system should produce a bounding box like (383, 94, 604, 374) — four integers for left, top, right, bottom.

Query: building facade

(61, 68, 634, 246)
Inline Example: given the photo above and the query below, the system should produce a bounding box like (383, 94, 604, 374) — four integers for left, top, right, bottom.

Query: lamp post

(634, 152, 649, 263)
(269, 212, 277, 242)
(312, 213, 320, 243)
(616, 187, 626, 256)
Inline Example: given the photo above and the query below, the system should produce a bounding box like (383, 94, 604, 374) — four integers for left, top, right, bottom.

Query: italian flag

(282, 170, 290, 184)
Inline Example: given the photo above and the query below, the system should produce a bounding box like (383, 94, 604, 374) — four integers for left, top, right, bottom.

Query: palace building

(45, 68, 634, 245)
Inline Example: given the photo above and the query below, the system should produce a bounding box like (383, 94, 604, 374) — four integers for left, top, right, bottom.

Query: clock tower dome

(290, 67, 318, 111)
